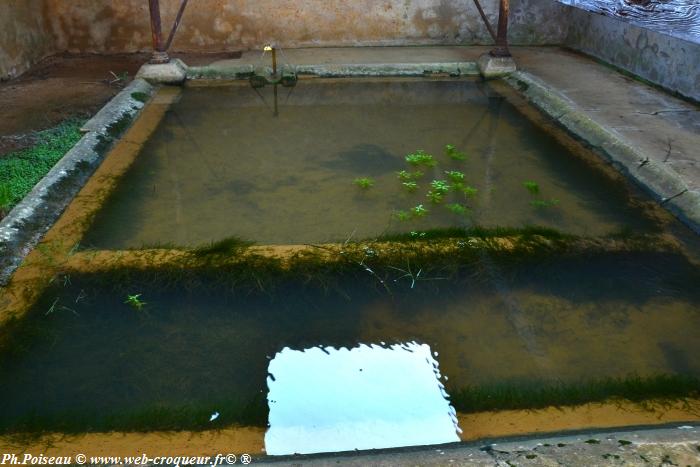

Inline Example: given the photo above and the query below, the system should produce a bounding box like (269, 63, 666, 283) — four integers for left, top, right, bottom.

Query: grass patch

(0, 184, 12, 216)
(450, 374, 700, 413)
(0, 119, 84, 215)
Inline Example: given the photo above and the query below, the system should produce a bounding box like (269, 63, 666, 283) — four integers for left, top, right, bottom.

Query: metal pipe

(164, 0, 190, 52)
(272, 47, 277, 76)
(148, 0, 170, 63)
(472, 0, 497, 42)
(491, 0, 511, 57)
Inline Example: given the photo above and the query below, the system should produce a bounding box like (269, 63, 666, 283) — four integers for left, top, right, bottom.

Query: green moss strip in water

(450, 374, 700, 414)
(373, 225, 571, 242)
(67, 228, 681, 296)
(0, 395, 267, 435)
(190, 236, 255, 257)
(2, 374, 697, 434)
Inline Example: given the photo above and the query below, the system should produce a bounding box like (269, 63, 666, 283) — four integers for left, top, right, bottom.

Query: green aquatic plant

(353, 177, 375, 189)
(444, 170, 465, 183)
(411, 204, 428, 217)
(426, 190, 444, 204)
(530, 199, 560, 209)
(405, 150, 436, 167)
(459, 185, 478, 198)
(401, 181, 418, 193)
(397, 170, 423, 181)
(393, 210, 411, 221)
(410, 231, 426, 238)
(444, 144, 467, 161)
(124, 294, 146, 310)
(446, 203, 470, 216)
(430, 179, 450, 194)
(523, 181, 540, 195)
(522, 180, 560, 209)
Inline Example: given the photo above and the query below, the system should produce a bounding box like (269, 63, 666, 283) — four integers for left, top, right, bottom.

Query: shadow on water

(320, 143, 404, 176)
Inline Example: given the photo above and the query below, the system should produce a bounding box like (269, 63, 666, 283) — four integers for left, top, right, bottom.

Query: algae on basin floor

(80, 78, 661, 248)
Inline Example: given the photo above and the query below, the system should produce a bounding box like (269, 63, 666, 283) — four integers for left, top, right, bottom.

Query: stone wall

(2, 0, 698, 102)
(0, 0, 53, 80)
(45, 0, 567, 53)
(563, 5, 700, 101)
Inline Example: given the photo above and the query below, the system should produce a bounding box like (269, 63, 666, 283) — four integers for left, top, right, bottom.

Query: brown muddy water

(81, 79, 662, 248)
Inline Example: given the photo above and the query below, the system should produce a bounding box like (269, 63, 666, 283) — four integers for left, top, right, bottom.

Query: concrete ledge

(252, 424, 700, 465)
(187, 62, 479, 80)
(136, 58, 188, 84)
(296, 62, 479, 77)
(477, 53, 517, 78)
(0, 79, 155, 285)
(505, 71, 700, 234)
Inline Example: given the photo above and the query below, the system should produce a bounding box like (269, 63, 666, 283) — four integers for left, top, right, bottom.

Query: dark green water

(1, 250, 699, 433)
(81, 79, 661, 248)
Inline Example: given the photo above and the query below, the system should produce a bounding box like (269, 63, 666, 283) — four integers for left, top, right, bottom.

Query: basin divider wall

(0, 86, 179, 324)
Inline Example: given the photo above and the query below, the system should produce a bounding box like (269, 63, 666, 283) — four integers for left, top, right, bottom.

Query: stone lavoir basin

(1, 77, 699, 457)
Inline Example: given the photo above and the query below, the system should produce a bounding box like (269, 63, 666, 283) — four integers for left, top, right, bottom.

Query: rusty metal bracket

(472, 0, 511, 57)
(472, 0, 497, 41)
(491, 0, 511, 57)
(148, 0, 190, 64)
(165, 0, 190, 51)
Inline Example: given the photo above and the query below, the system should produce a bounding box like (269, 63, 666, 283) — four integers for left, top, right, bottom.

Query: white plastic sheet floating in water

(264, 342, 460, 456)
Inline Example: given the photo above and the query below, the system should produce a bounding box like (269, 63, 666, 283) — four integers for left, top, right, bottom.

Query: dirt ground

(0, 52, 238, 156)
